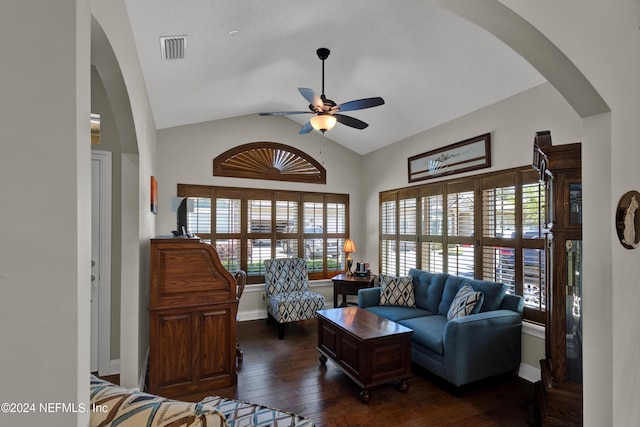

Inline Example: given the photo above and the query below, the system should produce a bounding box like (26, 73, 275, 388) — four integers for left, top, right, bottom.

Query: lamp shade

(343, 238, 357, 253)
(310, 114, 337, 133)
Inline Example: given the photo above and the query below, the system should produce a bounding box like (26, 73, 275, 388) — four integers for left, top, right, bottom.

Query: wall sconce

(343, 238, 357, 276)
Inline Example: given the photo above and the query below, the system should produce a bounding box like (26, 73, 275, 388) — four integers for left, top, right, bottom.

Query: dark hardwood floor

(186, 319, 536, 427)
(101, 318, 537, 426)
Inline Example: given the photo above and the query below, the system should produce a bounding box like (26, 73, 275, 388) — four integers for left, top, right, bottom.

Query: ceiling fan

(259, 48, 385, 134)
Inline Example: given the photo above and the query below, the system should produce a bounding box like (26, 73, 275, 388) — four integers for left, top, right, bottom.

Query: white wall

(91, 0, 158, 389)
(0, 1, 91, 425)
(0, 0, 157, 422)
(91, 66, 123, 364)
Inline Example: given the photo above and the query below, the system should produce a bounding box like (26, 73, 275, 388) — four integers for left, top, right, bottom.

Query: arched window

(213, 142, 326, 184)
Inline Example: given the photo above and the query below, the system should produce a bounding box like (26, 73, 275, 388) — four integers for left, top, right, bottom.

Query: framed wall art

(150, 176, 158, 214)
(616, 190, 640, 249)
(408, 133, 491, 182)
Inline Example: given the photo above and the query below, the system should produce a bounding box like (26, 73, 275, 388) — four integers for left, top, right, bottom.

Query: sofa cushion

(409, 269, 447, 313)
(438, 276, 507, 315)
(365, 305, 433, 322)
(398, 315, 448, 355)
(447, 284, 483, 320)
(469, 279, 507, 312)
(90, 375, 227, 427)
(379, 274, 416, 307)
(438, 275, 467, 316)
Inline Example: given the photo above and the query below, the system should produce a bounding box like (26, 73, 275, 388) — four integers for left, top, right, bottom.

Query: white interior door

(91, 151, 112, 375)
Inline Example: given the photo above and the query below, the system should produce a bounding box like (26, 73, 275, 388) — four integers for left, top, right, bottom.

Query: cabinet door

(565, 239, 583, 384)
(199, 306, 234, 380)
(151, 311, 195, 390)
(554, 172, 581, 229)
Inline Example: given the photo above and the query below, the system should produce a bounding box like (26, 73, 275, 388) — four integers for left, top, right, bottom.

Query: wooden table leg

(359, 389, 371, 404)
(319, 354, 328, 366)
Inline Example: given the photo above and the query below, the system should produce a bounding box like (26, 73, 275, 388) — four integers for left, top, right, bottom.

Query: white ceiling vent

(160, 36, 186, 60)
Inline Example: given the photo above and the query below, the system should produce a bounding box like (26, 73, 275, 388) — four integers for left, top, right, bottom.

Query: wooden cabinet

(533, 133, 583, 426)
(149, 236, 237, 397)
(316, 307, 412, 403)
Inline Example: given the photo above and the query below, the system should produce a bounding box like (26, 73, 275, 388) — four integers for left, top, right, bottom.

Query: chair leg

(278, 323, 285, 340)
(236, 344, 243, 364)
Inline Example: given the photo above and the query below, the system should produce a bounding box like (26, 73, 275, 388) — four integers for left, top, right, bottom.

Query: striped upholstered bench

(90, 375, 313, 427)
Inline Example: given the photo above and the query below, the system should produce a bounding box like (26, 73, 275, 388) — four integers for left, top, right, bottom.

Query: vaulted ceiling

(124, 0, 546, 155)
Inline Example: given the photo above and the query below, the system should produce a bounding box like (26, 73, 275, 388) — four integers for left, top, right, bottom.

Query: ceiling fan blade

(298, 88, 323, 110)
(337, 97, 385, 112)
(334, 114, 369, 130)
(299, 121, 313, 134)
(259, 111, 313, 116)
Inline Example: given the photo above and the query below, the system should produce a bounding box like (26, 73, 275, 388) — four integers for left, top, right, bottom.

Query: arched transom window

(213, 142, 326, 184)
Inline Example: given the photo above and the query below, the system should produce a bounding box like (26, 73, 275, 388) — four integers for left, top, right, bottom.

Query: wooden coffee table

(316, 307, 413, 403)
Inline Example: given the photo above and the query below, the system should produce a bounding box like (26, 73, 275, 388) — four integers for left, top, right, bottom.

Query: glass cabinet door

(565, 239, 583, 383)
(569, 183, 582, 225)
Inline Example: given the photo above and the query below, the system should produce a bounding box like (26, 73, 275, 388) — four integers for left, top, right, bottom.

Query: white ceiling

(124, 0, 546, 155)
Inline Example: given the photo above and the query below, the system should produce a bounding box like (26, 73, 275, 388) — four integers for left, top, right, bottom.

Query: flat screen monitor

(173, 197, 189, 237)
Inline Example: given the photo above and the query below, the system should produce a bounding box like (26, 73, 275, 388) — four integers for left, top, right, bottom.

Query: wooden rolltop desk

(149, 236, 237, 397)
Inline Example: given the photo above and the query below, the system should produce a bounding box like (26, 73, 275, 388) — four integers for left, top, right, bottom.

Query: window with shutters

(178, 184, 348, 283)
(446, 183, 475, 278)
(380, 166, 546, 324)
(420, 190, 444, 273)
(380, 195, 398, 275)
(398, 192, 418, 275)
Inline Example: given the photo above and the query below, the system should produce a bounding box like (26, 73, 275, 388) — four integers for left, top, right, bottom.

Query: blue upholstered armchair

(264, 258, 326, 339)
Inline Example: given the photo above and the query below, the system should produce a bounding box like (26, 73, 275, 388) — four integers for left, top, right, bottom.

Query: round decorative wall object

(616, 190, 640, 249)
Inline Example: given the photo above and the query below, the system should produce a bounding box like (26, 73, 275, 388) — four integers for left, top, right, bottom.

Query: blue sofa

(358, 268, 523, 388)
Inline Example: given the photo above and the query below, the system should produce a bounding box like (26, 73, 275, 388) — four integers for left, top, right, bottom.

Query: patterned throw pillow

(447, 284, 483, 320)
(89, 375, 227, 427)
(379, 274, 416, 307)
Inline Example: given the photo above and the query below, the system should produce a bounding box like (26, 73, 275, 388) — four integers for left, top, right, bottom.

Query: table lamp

(343, 239, 357, 276)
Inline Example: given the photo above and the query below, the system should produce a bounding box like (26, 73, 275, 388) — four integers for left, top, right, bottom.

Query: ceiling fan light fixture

(310, 114, 337, 133)
(259, 47, 384, 135)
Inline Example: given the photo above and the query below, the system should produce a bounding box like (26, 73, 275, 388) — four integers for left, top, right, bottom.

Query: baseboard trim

(238, 309, 268, 322)
(518, 362, 540, 383)
(522, 321, 545, 339)
(109, 359, 120, 376)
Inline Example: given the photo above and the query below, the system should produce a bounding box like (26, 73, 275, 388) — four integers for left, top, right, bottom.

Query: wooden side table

(331, 273, 376, 308)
